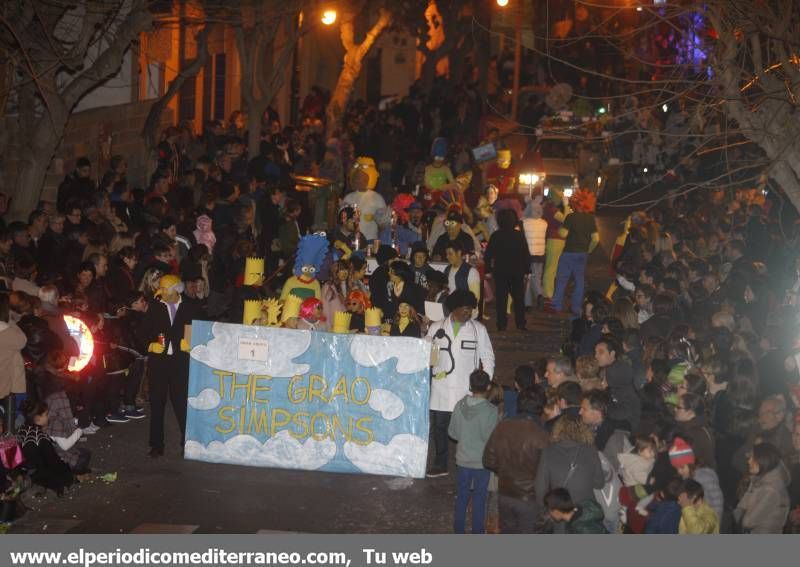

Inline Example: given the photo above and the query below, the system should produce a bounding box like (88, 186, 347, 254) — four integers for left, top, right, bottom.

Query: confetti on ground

(98, 472, 117, 483)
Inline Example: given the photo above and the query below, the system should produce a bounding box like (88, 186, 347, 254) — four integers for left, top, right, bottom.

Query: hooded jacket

(679, 501, 720, 534)
(483, 413, 549, 499)
(566, 499, 607, 534)
(448, 396, 499, 469)
(536, 440, 605, 506)
(735, 464, 790, 533)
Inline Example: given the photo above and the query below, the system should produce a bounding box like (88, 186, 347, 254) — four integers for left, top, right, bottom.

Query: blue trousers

(454, 466, 491, 534)
(552, 251, 588, 315)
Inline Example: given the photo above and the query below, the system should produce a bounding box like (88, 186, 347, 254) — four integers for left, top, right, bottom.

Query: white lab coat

(426, 316, 495, 412)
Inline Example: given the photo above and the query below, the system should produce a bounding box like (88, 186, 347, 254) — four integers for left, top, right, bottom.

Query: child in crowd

(678, 479, 720, 534)
(448, 369, 499, 534)
(645, 478, 683, 534)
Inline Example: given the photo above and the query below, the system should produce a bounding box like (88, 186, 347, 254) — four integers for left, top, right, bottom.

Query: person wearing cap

(136, 274, 205, 458)
(432, 211, 475, 261)
(669, 437, 724, 521)
(423, 138, 457, 209)
(426, 289, 495, 477)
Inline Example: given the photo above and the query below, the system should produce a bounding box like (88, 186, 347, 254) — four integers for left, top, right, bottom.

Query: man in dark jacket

(483, 208, 530, 331)
(57, 157, 96, 213)
(544, 487, 607, 534)
(136, 275, 205, 458)
(483, 386, 550, 533)
(580, 389, 632, 472)
(595, 335, 641, 430)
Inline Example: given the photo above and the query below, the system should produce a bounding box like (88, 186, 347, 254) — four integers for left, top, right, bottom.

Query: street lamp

(321, 9, 337, 25)
(518, 172, 541, 196)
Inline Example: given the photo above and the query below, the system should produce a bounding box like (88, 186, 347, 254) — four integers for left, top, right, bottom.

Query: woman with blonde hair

(535, 414, 605, 507)
(138, 267, 164, 299)
(576, 355, 605, 392)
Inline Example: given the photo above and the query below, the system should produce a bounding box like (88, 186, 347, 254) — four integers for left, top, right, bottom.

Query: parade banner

(184, 321, 431, 478)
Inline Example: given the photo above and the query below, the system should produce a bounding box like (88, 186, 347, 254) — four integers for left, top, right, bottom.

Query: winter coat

(566, 499, 607, 534)
(593, 419, 633, 472)
(675, 415, 716, 470)
(522, 217, 547, 257)
(483, 413, 549, 499)
(16, 424, 73, 494)
(0, 321, 26, 398)
(735, 465, 790, 533)
(603, 359, 641, 430)
(679, 502, 720, 534)
(693, 467, 724, 521)
(645, 500, 681, 534)
(448, 396, 499, 469)
(535, 440, 605, 506)
(483, 228, 531, 277)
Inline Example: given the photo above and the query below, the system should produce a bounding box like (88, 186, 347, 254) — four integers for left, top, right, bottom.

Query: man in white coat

(426, 290, 495, 477)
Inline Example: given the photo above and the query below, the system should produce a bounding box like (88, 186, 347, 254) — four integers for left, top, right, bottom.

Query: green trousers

(543, 238, 565, 299)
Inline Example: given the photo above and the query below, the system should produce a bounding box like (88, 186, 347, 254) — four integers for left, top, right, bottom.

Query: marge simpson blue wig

(294, 233, 330, 277)
(431, 137, 448, 159)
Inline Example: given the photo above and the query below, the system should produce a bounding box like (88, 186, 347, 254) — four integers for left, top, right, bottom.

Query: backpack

(594, 450, 622, 533)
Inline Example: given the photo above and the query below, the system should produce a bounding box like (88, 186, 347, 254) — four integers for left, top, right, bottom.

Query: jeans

(552, 251, 588, 315)
(498, 494, 541, 534)
(430, 410, 451, 470)
(454, 466, 491, 533)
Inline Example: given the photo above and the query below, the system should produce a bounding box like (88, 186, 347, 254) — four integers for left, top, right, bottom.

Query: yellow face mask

(349, 157, 379, 190)
(497, 149, 511, 169)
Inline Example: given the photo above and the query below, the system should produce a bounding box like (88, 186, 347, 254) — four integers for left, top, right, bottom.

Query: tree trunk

(246, 100, 268, 160)
(10, 107, 69, 220)
(326, 9, 392, 138)
(326, 56, 361, 138)
(142, 24, 212, 153)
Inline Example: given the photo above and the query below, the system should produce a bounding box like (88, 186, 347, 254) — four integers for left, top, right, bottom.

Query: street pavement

(10, 214, 622, 534)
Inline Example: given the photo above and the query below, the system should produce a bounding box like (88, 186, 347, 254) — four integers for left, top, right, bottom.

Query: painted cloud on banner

(344, 434, 427, 478)
(349, 335, 430, 374)
(184, 430, 336, 470)
(187, 388, 221, 411)
(368, 389, 405, 420)
(191, 322, 311, 376)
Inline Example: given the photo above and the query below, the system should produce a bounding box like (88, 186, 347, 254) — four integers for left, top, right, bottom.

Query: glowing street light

(496, 0, 509, 6)
(321, 9, 337, 25)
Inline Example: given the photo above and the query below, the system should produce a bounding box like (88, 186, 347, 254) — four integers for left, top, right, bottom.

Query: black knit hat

(445, 289, 477, 312)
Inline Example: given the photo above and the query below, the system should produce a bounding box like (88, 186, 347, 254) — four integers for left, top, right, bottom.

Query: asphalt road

(10, 214, 621, 534)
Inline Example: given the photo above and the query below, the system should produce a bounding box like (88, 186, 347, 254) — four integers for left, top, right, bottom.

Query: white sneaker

(82, 424, 100, 435)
